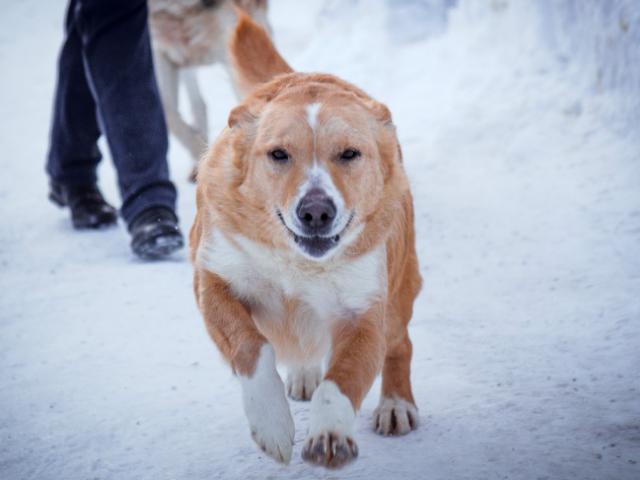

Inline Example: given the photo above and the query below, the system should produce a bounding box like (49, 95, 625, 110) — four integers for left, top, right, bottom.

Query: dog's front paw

(373, 396, 418, 436)
(240, 345, 295, 463)
(302, 430, 358, 468)
(249, 408, 295, 464)
(303, 380, 357, 468)
(286, 366, 322, 401)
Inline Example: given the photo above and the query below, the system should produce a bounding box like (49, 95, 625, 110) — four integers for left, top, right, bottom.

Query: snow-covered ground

(1, 1, 639, 479)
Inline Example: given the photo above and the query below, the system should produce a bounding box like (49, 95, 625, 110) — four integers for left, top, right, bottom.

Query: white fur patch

(306, 102, 322, 132)
(199, 229, 386, 364)
(286, 365, 322, 401)
(308, 380, 356, 437)
(373, 396, 419, 436)
(283, 162, 349, 244)
(308, 163, 345, 211)
(234, 233, 385, 316)
(239, 344, 295, 463)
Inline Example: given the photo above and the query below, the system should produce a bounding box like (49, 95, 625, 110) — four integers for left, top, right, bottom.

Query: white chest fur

(198, 229, 386, 364)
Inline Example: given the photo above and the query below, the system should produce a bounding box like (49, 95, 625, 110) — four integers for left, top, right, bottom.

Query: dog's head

(203, 74, 407, 262)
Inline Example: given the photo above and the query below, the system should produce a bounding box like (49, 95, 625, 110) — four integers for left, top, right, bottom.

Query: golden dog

(190, 11, 422, 469)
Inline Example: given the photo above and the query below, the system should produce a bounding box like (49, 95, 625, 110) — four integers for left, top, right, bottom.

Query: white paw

(373, 396, 419, 436)
(240, 345, 295, 464)
(286, 365, 322, 401)
(302, 380, 358, 468)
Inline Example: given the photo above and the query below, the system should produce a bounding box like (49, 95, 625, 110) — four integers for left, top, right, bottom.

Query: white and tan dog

(148, 0, 270, 181)
(190, 12, 422, 469)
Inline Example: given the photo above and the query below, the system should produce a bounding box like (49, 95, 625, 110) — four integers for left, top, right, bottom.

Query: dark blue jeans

(46, 0, 177, 224)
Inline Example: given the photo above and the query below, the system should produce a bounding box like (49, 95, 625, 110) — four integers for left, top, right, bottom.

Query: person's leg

(46, 0, 102, 187)
(74, 0, 177, 225)
(46, 0, 117, 229)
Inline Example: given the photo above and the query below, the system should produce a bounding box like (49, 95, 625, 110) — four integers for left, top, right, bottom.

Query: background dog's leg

(286, 365, 322, 401)
(373, 330, 419, 436)
(183, 69, 208, 181)
(194, 268, 295, 464)
(301, 304, 385, 469)
(183, 69, 208, 144)
(154, 53, 206, 181)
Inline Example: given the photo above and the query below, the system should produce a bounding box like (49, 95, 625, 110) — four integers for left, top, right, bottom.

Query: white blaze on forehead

(286, 101, 351, 237)
(299, 101, 344, 213)
(305, 102, 322, 132)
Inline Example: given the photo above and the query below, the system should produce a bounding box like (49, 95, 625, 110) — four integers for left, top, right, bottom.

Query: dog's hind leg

(373, 195, 421, 436)
(373, 262, 420, 436)
(286, 365, 322, 401)
(154, 53, 206, 180)
(373, 329, 419, 436)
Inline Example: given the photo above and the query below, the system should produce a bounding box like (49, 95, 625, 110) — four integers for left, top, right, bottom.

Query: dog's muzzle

(296, 188, 336, 237)
(278, 189, 353, 259)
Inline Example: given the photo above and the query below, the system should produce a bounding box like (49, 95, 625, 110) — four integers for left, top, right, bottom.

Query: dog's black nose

(296, 188, 336, 233)
(201, 0, 219, 8)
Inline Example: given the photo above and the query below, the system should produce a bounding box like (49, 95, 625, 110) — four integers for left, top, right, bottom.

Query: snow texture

(1, 0, 639, 479)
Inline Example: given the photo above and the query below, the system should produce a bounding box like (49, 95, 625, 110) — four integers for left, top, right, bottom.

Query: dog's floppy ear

(228, 103, 256, 128)
(368, 100, 393, 127)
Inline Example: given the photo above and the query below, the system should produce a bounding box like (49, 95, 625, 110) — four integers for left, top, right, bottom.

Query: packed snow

(1, 1, 638, 479)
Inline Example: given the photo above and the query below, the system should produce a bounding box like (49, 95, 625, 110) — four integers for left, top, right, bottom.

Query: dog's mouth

(276, 210, 354, 258)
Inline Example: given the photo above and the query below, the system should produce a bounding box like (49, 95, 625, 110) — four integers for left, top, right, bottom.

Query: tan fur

(190, 12, 422, 466)
(228, 11, 292, 97)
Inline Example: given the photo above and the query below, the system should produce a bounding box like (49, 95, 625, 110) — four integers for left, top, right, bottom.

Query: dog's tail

(228, 9, 293, 98)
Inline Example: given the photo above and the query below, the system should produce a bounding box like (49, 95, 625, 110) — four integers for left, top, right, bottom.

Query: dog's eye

(269, 149, 290, 163)
(339, 149, 361, 161)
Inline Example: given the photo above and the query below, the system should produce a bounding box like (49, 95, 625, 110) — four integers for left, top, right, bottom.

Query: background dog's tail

(228, 9, 293, 98)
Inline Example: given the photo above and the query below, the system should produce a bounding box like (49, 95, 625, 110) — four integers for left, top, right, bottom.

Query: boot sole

(48, 190, 117, 230)
(48, 190, 66, 207)
(132, 230, 184, 260)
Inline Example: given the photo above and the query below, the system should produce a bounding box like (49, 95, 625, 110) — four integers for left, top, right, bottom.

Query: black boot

(49, 181, 117, 229)
(129, 207, 184, 259)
